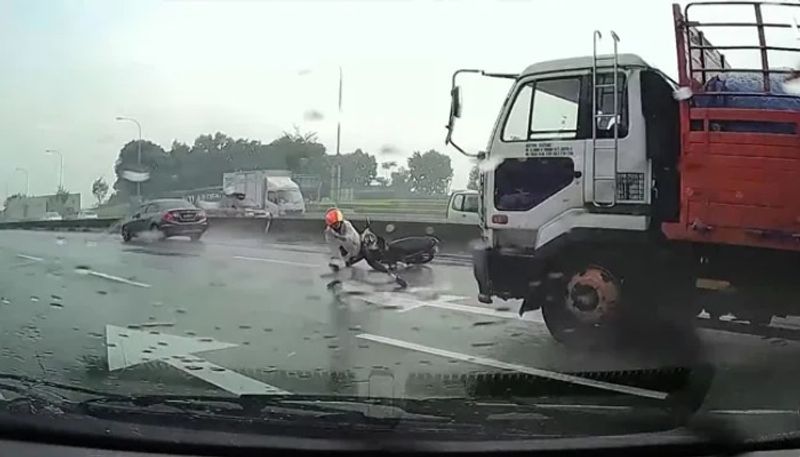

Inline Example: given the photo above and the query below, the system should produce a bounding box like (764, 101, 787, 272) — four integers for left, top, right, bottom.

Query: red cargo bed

(662, 2, 800, 251)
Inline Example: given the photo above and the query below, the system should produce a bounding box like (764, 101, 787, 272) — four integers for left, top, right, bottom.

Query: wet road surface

(2, 229, 800, 434)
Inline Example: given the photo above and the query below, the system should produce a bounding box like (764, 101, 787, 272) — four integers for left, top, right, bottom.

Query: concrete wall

(3, 193, 81, 221)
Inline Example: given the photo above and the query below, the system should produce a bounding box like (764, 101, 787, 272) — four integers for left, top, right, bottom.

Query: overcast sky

(1, 0, 795, 205)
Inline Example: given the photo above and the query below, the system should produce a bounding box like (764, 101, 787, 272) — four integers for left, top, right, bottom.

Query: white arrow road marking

(16, 254, 44, 262)
(233, 255, 317, 268)
(351, 290, 545, 323)
(356, 333, 668, 400)
(106, 325, 289, 396)
(161, 358, 289, 395)
(88, 271, 151, 288)
(351, 290, 467, 313)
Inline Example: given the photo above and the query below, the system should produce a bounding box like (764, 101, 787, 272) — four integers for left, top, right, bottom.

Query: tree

(92, 177, 109, 206)
(55, 186, 70, 203)
(338, 149, 377, 188)
(390, 167, 411, 192)
(406, 149, 453, 195)
(467, 166, 480, 190)
(112, 140, 168, 198)
(3, 193, 23, 210)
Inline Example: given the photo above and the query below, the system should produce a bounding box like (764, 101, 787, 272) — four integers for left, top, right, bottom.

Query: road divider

(0, 215, 482, 253)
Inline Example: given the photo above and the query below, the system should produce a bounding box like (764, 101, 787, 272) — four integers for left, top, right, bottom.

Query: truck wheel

(541, 261, 623, 348)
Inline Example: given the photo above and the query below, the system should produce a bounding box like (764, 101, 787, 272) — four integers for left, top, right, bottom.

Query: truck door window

(451, 194, 465, 211)
(502, 84, 533, 141)
(267, 191, 277, 203)
(502, 77, 581, 141)
(462, 195, 479, 213)
(595, 72, 628, 138)
(494, 158, 575, 211)
(530, 78, 580, 139)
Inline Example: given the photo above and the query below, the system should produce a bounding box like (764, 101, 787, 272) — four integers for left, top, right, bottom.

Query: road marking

(106, 324, 288, 396)
(710, 409, 798, 416)
(16, 254, 44, 262)
(232, 255, 317, 268)
(356, 333, 668, 400)
(162, 359, 288, 395)
(88, 271, 151, 288)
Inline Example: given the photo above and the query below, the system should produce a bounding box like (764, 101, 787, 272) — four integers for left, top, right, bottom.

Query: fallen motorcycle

(361, 223, 439, 272)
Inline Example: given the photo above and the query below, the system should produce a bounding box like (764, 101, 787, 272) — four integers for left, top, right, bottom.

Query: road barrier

(0, 215, 481, 253)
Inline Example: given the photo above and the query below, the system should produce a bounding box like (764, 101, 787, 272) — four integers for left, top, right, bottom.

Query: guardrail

(0, 215, 481, 253)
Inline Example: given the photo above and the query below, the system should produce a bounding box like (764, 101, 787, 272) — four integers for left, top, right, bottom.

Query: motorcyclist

(324, 208, 407, 289)
(324, 208, 363, 271)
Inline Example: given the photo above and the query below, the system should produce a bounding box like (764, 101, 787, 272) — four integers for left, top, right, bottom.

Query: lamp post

(44, 149, 63, 190)
(115, 116, 143, 197)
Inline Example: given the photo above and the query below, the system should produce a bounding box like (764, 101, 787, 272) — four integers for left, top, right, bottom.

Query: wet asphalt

(2, 228, 800, 436)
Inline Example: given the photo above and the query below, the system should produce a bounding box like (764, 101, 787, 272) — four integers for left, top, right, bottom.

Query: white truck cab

(446, 190, 479, 224)
(445, 32, 683, 343)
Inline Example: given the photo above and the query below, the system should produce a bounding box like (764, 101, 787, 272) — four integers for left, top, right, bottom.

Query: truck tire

(541, 253, 627, 348)
(540, 245, 701, 350)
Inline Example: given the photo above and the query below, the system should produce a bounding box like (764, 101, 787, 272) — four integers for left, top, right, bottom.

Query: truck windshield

(277, 190, 303, 203)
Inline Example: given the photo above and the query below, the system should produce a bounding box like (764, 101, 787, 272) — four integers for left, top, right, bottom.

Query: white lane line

(87, 271, 151, 288)
(356, 333, 668, 400)
(232, 255, 317, 268)
(16, 254, 44, 262)
(408, 300, 546, 324)
(162, 358, 290, 396)
(710, 409, 799, 416)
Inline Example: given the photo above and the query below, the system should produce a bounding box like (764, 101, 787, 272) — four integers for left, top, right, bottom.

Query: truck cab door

(484, 73, 588, 233)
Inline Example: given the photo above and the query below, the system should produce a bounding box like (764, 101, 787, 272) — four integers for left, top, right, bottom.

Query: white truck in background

(446, 190, 480, 224)
(222, 170, 306, 216)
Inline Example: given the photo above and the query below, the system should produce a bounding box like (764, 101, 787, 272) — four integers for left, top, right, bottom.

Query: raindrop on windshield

(385, 224, 396, 234)
(30, 296, 39, 302)
(380, 144, 400, 155)
(0, 297, 9, 305)
(303, 109, 325, 121)
(471, 342, 495, 348)
(472, 321, 498, 327)
(50, 294, 62, 300)
(425, 226, 435, 235)
(49, 302, 63, 309)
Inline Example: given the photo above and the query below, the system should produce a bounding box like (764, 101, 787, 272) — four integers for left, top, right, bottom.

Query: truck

(446, 190, 480, 225)
(445, 1, 800, 345)
(222, 170, 306, 216)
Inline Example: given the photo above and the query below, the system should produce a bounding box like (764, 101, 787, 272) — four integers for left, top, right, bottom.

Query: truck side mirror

(451, 86, 463, 119)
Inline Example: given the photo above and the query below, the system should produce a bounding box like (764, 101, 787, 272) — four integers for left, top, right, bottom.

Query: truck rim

(564, 265, 620, 325)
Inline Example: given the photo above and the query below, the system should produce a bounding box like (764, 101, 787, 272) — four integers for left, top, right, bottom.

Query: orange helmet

(325, 208, 344, 228)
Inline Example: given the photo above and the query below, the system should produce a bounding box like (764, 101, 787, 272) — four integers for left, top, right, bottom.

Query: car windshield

(1, 0, 799, 452)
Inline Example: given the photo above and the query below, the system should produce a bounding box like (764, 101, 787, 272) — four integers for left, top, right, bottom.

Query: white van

(446, 190, 479, 224)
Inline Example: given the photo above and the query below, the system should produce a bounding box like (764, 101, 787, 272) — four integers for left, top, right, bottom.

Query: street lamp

(115, 116, 143, 197)
(44, 149, 63, 190)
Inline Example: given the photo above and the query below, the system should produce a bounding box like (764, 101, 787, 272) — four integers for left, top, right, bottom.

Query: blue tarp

(694, 73, 799, 133)
(696, 73, 800, 111)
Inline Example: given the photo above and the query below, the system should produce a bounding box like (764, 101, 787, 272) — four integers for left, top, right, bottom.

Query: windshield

(277, 189, 303, 204)
(2, 0, 799, 452)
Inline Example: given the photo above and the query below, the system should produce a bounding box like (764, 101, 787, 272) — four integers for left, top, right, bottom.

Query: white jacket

(324, 220, 362, 266)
